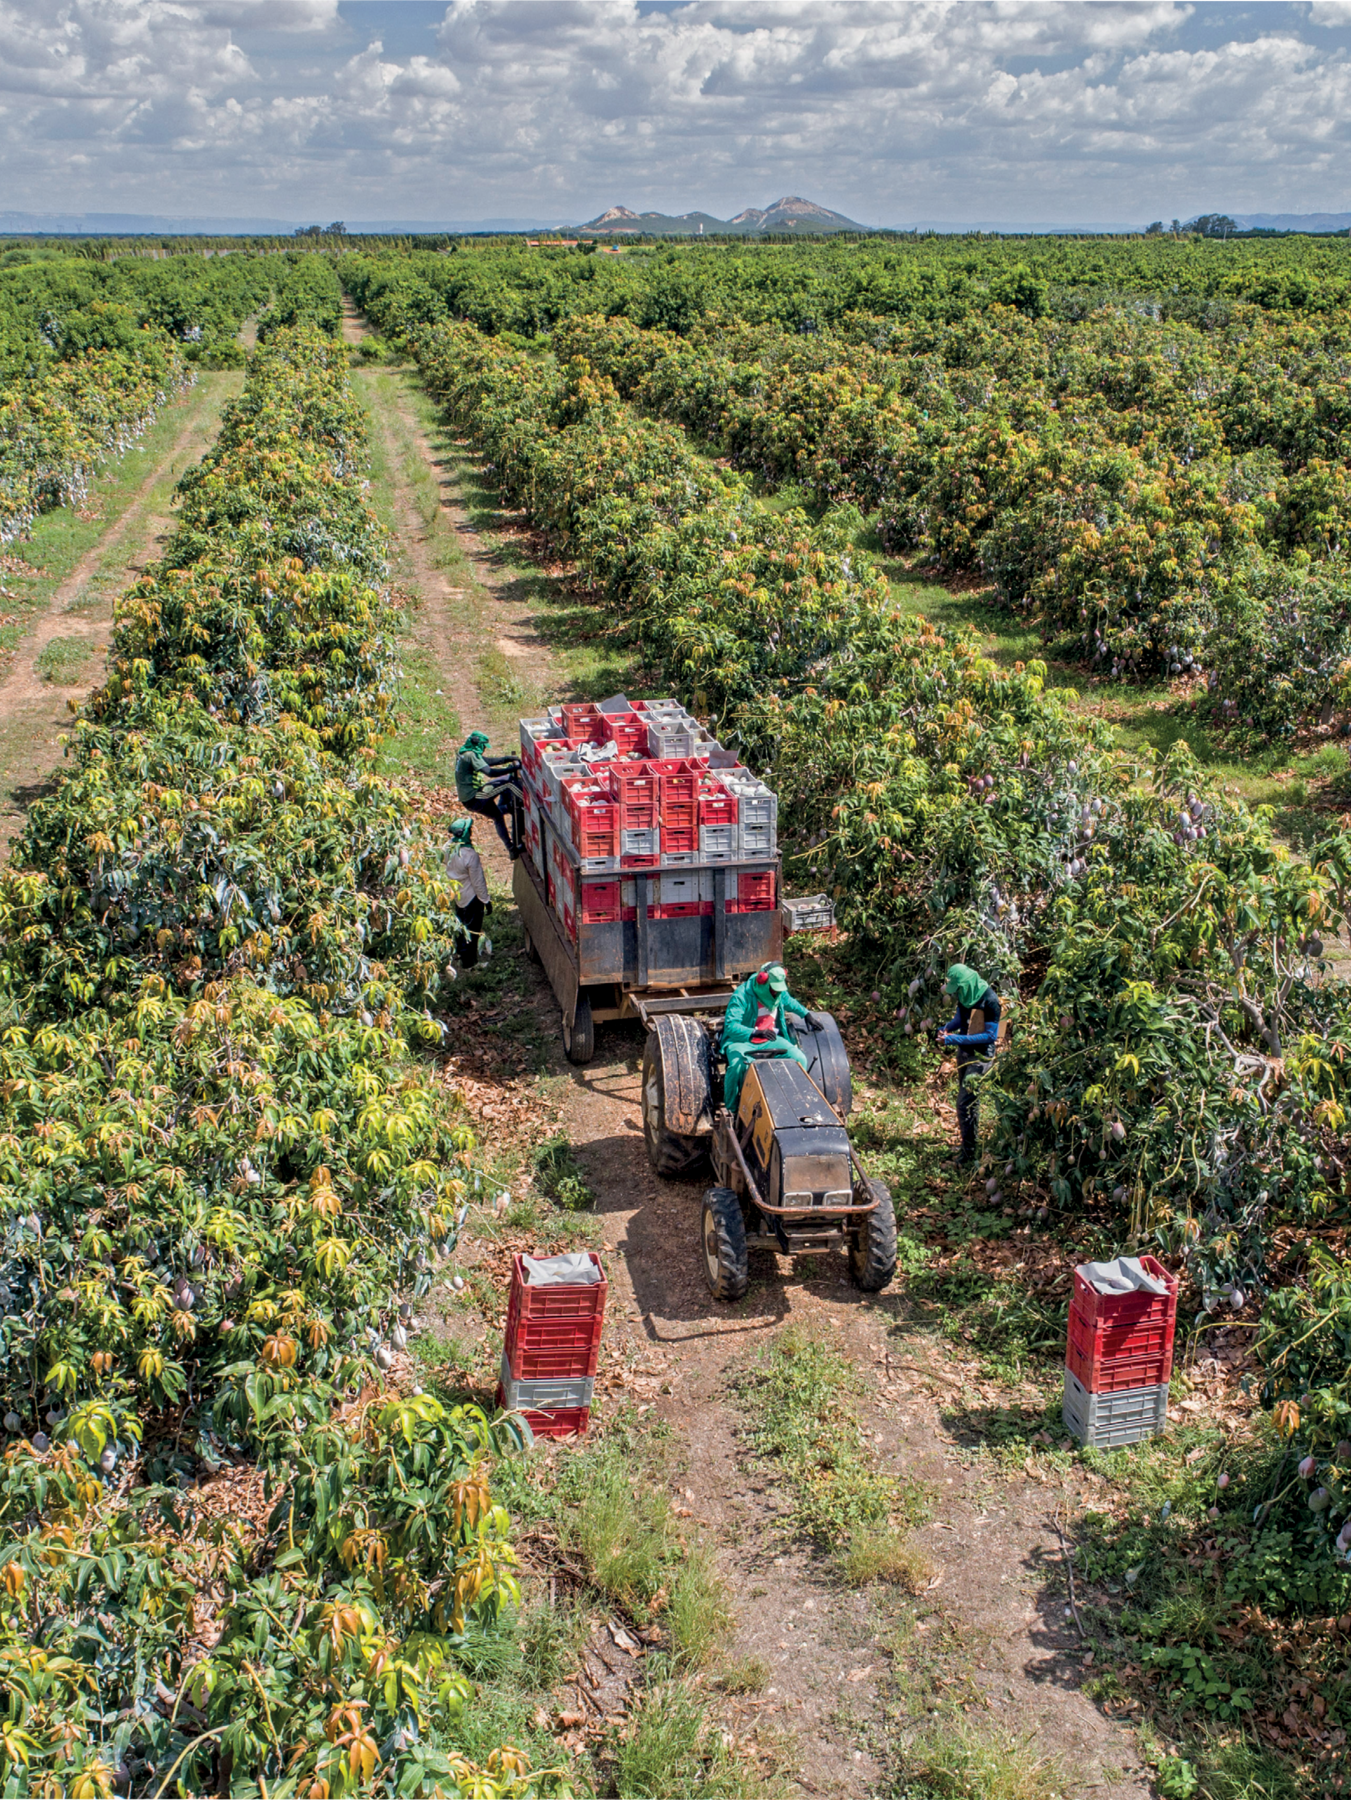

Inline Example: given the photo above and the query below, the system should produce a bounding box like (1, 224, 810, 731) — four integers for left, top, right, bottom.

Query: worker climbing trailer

(513, 695, 786, 1062)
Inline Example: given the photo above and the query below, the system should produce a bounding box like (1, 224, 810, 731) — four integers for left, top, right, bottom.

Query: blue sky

(1, 2, 1349, 227)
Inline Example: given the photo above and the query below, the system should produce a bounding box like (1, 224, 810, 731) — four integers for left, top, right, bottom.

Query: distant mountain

(581, 196, 868, 236)
(1233, 212, 1351, 233)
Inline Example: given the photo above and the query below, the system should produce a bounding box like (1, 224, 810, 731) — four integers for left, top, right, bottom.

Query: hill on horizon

(581, 196, 868, 236)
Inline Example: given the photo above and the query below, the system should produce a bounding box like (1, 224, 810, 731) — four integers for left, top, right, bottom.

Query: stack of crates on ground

(518, 694, 780, 949)
(1062, 1255, 1178, 1449)
(498, 1251, 607, 1439)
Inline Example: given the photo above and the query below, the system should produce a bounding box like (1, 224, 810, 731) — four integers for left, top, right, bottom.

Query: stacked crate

(1062, 1256, 1178, 1449)
(517, 695, 779, 948)
(499, 1251, 607, 1439)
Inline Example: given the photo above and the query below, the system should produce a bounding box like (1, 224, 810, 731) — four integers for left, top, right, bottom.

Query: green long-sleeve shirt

(720, 972, 811, 1051)
(455, 745, 492, 805)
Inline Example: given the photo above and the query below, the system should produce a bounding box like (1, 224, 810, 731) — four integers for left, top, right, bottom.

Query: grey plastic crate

(782, 894, 835, 932)
(1062, 1367, 1167, 1449)
(499, 1354, 595, 1412)
(621, 827, 659, 856)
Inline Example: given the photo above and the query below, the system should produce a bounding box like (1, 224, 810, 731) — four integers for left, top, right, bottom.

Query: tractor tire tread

(702, 1186, 749, 1301)
(850, 1176, 897, 1292)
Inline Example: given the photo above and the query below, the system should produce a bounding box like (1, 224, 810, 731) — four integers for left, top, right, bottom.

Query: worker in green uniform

(454, 730, 518, 855)
(720, 963, 813, 1112)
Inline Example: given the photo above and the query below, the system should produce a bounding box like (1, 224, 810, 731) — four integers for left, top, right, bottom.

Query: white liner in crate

(1062, 1368, 1168, 1449)
(499, 1353, 594, 1412)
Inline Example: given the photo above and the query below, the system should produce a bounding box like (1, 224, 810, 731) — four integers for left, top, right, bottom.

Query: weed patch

(733, 1327, 930, 1549)
(34, 633, 96, 684)
(611, 1667, 756, 1798)
(532, 1131, 596, 1211)
(892, 1718, 1067, 1800)
(842, 1522, 934, 1591)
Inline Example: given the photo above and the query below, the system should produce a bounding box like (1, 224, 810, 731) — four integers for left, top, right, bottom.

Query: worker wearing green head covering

(444, 817, 492, 969)
(720, 962, 813, 1112)
(455, 730, 519, 856)
(939, 963, 1001, 1165)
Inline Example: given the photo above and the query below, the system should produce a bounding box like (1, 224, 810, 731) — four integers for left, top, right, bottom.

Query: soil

(0, 373, 237, 851)
(348, 312, 1158, 1798)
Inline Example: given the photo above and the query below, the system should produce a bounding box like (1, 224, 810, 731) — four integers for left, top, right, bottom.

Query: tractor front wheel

(701, 1187, 749, 1301)
(849, 1177, 898, 1292)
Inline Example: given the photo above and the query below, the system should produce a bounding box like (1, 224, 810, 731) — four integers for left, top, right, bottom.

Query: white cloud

(197, 0, 339, 27)
(0, 1, 1347, 224)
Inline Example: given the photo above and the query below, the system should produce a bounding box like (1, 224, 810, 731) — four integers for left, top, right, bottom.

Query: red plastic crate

(1071, 1257, 1177, 1335)
(505, 1252, 607, 1334)
(731, 871, 776, 911)
(581, 880, 621, 923)
(620, 852, 660, 869)
(660, 825, 697, 853)
(496, 1395, 591, 1439)
(1066, 1302, 1176, 1393)
(503, 1308, 604, 1370)
(505, 1333, 601, 1380)
(651, 900, 704, 919)
(604, 769, 659, 828)
(562, 703, 604, 741)
(659, 774, 698, 808)
(601, 714, 648, 754)
(698, 788, 737, 826)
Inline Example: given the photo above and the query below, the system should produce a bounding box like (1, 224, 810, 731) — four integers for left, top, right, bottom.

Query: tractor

(639, 1006, 897, 1301)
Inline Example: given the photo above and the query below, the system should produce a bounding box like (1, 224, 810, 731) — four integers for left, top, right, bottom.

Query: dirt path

(0, 373, 238, 851)
(352, 317, 1157, 1799)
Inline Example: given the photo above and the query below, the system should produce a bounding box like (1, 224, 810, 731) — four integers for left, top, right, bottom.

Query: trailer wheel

(641, 1019, 710, 1177)
(701, 1187, 748, 1301)
(849, 1177, 898, 1293)
(562, 993, 594, 1065)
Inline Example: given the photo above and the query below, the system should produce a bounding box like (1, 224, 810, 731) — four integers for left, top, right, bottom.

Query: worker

(454, 730, 518, 856)
(720, 962, 813, 1111)
(444, 818, 492, 969)
(938, 963, 1002, 1166)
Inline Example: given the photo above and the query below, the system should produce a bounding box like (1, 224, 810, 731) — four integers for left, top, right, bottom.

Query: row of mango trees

(541, 305, 1351, 744)
(0, 278, 564, 1796)
(345, 270, 1351, 1590)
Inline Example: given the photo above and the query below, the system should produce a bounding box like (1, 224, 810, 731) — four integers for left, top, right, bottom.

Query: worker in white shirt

(444, 818, 492, 968)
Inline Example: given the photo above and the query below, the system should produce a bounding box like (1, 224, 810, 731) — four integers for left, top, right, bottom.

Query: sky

(1, 1, 1350, 228)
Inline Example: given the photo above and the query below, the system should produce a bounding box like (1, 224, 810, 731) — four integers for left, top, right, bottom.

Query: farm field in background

(1, 228, 1350, 1799)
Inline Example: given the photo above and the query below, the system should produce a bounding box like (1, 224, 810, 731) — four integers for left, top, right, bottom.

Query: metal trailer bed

(513, 847, 783, 1064)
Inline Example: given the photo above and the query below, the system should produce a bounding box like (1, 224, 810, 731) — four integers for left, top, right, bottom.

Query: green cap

(450, 818, 473, 845)
(465, 730, 489, 752)
(756, 964, 788, 994)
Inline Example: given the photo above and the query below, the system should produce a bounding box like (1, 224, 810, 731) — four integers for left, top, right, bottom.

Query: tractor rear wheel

(701, 1187, 749, 1301)
(641, 1016, 711, 1177)
(849, 1176, 898, 1292)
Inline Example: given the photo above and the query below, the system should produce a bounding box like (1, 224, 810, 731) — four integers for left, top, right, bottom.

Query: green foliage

(530, 1133, 595, 1211)
(0, 292, 563, 1797)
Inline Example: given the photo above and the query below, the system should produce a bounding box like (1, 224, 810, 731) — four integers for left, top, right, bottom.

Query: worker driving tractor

(455, 730, 519, 856)
(720, 962, 813, 1110)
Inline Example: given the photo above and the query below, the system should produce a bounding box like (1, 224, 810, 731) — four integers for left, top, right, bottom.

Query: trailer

(511, 697, 794, 1063)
